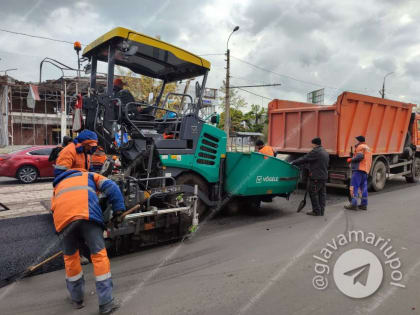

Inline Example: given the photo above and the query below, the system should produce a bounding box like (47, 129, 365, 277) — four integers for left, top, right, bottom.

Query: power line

(0, 27, 80, 45)
(230, 83, 281, 89)
(231, 55, 340, 90)
(236, 87, 272, 100)
(198, 53, 225, 56)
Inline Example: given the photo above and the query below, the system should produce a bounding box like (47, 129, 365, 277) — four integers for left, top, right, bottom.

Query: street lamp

(380, 72, 394, 99)
(224, 25, 239, 143)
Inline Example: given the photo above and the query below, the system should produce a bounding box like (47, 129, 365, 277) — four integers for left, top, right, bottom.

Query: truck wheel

(406, 157, 420, 183)
(371, 161, 386, 192)
(176, 173, 209, 218)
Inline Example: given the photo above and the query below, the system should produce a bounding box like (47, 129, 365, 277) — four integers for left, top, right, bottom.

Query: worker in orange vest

(256, 139, 275, 156)
(345, 136, 373, 211)
(51, 169, 125, 313)
(90, 146, 107, 173)
(54, 130, 98, 177)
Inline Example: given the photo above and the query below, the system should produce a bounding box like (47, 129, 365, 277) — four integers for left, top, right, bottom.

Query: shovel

(0, 251, 63, 289)
(297, 179, 309, 213)
(297, 190, 308, 212)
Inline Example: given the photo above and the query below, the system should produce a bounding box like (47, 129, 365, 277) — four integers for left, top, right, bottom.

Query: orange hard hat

(113, 78, 124, 88)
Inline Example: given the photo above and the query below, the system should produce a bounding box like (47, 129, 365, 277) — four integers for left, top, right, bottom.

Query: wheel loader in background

(80, 27, 299, 254)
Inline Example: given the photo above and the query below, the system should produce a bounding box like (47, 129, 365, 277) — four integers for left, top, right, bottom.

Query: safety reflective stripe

(95, 272, 111, 282)
(54, 165, 68, 170)
(66, 271, 83, 282)
(55, 185, 96, 198)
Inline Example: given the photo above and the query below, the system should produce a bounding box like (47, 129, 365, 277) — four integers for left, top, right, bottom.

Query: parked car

(0, 146, 56, 184)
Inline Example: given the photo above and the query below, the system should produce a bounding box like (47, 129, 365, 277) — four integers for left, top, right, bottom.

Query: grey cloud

(2, 0, 420, 105)
(404, 57, 420, 79)
(373, 57, 396, 73)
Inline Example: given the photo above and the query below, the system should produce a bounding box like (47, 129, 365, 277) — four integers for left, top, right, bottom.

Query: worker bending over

(51, 169, 126, 314)
(256, 139, 274, 156)
(291, 137, 329, 216)
(54, 130, 98, 177)
(345, 136, 372, 211)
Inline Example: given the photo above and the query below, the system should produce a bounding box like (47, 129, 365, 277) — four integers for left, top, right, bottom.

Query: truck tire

(405, 157, 420, 183)
(176, 173, 209, 218)
(371, 161, 387, 192)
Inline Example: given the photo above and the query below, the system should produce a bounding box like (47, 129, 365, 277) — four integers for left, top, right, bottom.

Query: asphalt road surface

(0, 178, 419, 315)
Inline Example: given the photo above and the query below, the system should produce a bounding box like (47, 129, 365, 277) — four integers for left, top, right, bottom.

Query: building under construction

(0, 75, 217, 148)
(0, 75, 105, 147)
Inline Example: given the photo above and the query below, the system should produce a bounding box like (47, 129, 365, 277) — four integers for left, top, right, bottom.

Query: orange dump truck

(268, 92, 420, 191)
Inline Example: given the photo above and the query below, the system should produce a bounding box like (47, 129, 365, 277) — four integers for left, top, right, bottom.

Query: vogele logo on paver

(312, 230, 405, 298)
(256, 176, 279, 184)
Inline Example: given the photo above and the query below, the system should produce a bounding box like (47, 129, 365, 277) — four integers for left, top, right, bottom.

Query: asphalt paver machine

(81, 27, 299, 253)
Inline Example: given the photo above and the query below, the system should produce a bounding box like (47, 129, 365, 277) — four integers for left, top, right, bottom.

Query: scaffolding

(0, 75, 105, 146)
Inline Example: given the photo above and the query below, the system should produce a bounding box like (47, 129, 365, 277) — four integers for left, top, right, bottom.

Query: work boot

(72, 300, 85, 310)
(344, 204, 358, 211)
(306, 211, 319, 216)
(99, 298, 120, 314)
(358, 205, 367, 210)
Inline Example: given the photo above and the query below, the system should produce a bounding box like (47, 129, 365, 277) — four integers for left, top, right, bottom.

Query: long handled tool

(119, 204, 141, 219)
(297, 179, 309, 213)
(109, 204, 141, 228)
(0, 251, 63, 289)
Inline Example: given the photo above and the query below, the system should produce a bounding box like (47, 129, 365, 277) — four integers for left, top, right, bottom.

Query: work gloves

(111, 211, 124, 227)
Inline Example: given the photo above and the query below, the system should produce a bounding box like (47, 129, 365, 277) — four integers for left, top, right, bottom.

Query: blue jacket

(51, 170, 125, 231)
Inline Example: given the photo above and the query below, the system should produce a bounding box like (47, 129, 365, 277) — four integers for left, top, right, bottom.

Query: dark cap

(356, 135, 365, 142)
(62, 136, 73, 146)
(256, 139, 264, 146)
(311, 137, 321, 145)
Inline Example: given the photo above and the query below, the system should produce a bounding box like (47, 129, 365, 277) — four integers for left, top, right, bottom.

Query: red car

(0, 146, 56, 184)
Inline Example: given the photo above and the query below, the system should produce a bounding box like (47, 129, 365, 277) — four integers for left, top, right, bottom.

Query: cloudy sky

(1, 0, 420, 108)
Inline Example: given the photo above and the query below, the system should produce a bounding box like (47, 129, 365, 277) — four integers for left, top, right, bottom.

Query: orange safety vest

(55, 142, 91, 173)
(91, 152, 107, 166)
(259, 145, 274, 157)
(51, 171, 106, 232)
(354, 143, 372, 173)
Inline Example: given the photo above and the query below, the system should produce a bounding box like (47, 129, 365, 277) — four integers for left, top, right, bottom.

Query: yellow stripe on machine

(83, 27, 210, 69)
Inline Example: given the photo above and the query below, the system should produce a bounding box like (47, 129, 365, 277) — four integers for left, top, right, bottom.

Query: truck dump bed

(268, 92, 415, 157)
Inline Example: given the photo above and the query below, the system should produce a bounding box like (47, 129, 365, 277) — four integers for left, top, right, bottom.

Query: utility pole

(224, 26, 239, 143)
(225, 48, 231, 139)
(380, 72, 394, 99)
